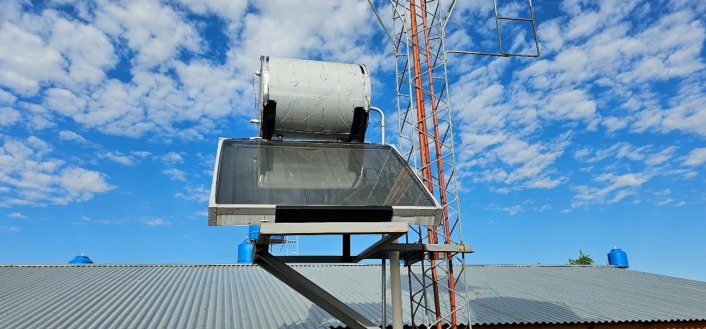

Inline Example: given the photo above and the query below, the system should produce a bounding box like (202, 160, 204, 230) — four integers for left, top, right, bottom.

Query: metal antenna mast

(368, 0, 539, 328)
(393, 1, 467, 327)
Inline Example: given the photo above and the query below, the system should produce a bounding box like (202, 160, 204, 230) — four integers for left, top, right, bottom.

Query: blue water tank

(69, 255, 93, 264)
(248, 225, 286, 244)
(247, 225, 260, 241)
(607, 248, 629, 268)
(237, 241, 254, 263)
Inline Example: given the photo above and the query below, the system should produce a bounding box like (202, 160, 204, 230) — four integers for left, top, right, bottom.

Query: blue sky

(0, 0, 705, 282)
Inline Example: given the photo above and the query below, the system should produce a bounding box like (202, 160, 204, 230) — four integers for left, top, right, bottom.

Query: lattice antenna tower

(368, 0, 539, 328)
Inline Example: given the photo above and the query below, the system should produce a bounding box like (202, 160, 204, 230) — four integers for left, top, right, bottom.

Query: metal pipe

(371, 105, 388, 328)
(382, 255, 387, 328)
(369, 106, 386, 145)
(390, 249, 403, 329)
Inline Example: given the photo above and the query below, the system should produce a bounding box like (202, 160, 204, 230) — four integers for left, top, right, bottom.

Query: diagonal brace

(253, 251, 379, 329)
(353, 232, 406, 262)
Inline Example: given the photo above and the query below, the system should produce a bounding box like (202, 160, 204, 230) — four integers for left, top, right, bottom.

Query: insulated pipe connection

(369, 106, 385, 145)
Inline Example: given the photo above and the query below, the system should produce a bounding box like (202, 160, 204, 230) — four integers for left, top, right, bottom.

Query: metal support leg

(343, 234, 351, 261)
(254, 251, 379, 329)
(390, 248, 403, 329)
(381, 256, 387, 328)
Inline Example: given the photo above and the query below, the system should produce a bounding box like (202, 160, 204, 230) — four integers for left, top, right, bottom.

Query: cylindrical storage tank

(248, 225, 260, 242)
(69, 255, 93, 264)
(237, 241, 254, 263)
(607, 248, 629, 268)
(258, 56, 371, 142)
(248, 225, 286, 244)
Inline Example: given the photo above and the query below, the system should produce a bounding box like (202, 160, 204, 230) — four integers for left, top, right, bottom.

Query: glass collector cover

(209, 139, 440, 225)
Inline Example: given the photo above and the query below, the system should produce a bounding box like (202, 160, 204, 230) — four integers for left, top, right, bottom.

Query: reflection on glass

(215, 139, 435, 207)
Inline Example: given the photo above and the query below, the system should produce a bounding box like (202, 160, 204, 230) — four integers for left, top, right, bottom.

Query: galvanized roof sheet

(0, 264, 704, 328)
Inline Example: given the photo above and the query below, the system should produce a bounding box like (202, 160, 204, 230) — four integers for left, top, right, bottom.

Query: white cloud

(98, 150, 151, 166)
(176, 184, 210, 202)
(458, 132, 504, 156)
(598, 172, 650, 189)
(48, 13, 117, 87)
(228, 0, 380, 73)
(538, 20, 565, 53)
(545, 89, 596, 122)
(7, 212, 26, 219)
(160, 152, 184, 165)
(613, 143, 647, 161)
(174, 60, 245, 118)
(525, 176, 565, 189)
(572, 171, 653, 208)
(163, 168, 186, 182)
(0, 136, 113, 207)
(144, 217, 170, 227)
(56, 167, 114, 203)
(566, 10, 602, 40)
(569, 141, 679, 203)
(133, 151, 152, 158)
(0, 89, 17, 104)
(0, 22, 64, 95)
(621, 10, 705, 83)
(98, 151, 136, 166)
(500, 204, 524, 216)
(510, 1, 706, 142)
(655, 189, 671, 196)
(177, 0, 248, 20)
(22, 102, 56, 130)
(645, 147, 675, 166)
(43, 65, 238, 140)
(0, 1, 242, 140)
(581, 143, 679, 169)
(495, 138, 553, 174)
(683, 148, 706, 167)
(0, 107, 21, 126)
(656, 198, 673, 206)
(0, 226, 20, 233)
(661, 86, 706, 137)
(44, 88, 88, 119)
(458, 130, 570, 190)
(58, 130, 95, 147)
(601, 116, 628, 133)
(95, 0, 201, 68)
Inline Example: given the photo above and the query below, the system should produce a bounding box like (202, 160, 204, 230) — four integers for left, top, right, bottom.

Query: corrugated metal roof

(0, 264, 704, 328)
(465, 265, 706, 325)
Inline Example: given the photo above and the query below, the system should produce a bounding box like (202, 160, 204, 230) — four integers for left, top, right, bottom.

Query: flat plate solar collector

(208, 139, 441, 226)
